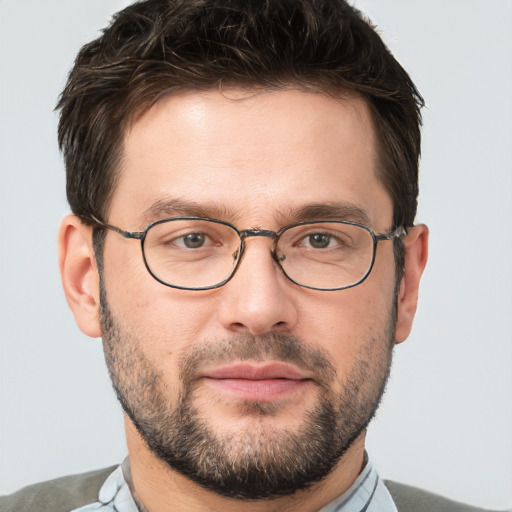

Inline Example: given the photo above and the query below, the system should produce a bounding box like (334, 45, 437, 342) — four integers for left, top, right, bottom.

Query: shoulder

(0, 466, 117, 512)
(385, 480, 501, 512)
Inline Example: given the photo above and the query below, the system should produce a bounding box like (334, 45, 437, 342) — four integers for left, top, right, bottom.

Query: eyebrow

(140, 197, 371, 228)
(284, 203, 371, 225)
(140, 197, 240, 227)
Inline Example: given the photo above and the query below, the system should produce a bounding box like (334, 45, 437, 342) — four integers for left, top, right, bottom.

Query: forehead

(113, 88, 392, 229)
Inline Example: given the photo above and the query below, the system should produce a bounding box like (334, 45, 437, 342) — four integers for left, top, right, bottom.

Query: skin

(59, 88, 428, 512)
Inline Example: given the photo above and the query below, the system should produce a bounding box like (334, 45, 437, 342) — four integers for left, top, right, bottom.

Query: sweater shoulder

(385, 480, 500, 512)
(0, 466, 117, 512)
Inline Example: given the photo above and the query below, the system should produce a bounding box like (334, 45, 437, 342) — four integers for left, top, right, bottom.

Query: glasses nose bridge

(239, 228, 278, 242)
(237, 228, 280, 264)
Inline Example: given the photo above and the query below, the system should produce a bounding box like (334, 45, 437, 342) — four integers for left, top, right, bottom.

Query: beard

(100, 295, 395, 500)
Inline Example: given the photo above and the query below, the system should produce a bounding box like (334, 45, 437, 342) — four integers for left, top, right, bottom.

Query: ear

(58, 214, 102, 338)
(395, 224, 429, 344)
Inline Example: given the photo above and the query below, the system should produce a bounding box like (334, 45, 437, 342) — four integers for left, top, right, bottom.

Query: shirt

(71, 457, 398, 512)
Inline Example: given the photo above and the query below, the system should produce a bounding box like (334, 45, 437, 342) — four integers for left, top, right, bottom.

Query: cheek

(297, 279, 395, 378)
(111, 293, 218, 363)
(102, 243, 220, 360)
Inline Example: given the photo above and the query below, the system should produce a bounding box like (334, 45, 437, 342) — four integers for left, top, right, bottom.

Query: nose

(216, 237, 299, 336)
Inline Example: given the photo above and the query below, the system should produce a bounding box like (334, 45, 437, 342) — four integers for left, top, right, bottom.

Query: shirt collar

(84, 456, 398, 512)
(318, 457, 397, 512)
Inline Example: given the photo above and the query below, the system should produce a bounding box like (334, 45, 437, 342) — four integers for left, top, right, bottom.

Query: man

(0, 1, 505, 511)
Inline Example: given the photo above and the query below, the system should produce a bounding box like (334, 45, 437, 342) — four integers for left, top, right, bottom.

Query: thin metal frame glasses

(87, 216, 406, 291)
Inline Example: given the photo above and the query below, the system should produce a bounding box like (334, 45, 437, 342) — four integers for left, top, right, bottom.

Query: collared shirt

(318, 461, 398, 512)
(71, 457, 398, 512)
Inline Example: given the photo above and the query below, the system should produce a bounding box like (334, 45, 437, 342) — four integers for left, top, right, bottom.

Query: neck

(124, 417, 367, 512)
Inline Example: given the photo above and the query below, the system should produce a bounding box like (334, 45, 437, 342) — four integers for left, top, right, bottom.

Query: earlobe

(394, 224, 429, 344)
(58, 215, 102, 338)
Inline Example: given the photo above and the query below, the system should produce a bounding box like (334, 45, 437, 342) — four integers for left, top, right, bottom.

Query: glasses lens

(277, 222, 374, 290)
(143, 219, 240, 289)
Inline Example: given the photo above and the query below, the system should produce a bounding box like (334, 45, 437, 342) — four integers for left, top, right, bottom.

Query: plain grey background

(0, 0, 511, 509)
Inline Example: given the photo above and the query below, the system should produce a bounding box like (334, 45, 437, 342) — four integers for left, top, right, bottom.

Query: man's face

(97, 89, 401, 498)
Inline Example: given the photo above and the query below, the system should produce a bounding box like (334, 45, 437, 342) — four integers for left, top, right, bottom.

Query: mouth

(200, 363, 314, 401)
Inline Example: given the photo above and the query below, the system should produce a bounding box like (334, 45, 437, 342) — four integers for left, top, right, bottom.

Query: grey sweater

(0, 467, 501, 512)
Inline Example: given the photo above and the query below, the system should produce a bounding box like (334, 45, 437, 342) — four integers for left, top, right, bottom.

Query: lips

(205, 362, 311, 380)
(201, 363, 313, 401)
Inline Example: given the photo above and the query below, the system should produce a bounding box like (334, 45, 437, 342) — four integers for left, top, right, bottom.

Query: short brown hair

(57, 0, 424, 230)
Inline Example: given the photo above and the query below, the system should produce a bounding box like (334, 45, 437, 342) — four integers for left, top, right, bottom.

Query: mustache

(179, 332, 337, 387)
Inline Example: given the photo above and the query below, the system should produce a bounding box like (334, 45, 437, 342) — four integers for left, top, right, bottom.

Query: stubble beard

(100, 294, 395, 500)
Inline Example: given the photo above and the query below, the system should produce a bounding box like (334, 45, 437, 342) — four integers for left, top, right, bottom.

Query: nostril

(231, 322, 247, 332)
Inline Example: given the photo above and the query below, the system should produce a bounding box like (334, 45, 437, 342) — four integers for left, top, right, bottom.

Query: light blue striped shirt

(71, 457, 397, 512)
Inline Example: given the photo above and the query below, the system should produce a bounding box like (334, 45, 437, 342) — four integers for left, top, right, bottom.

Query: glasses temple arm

(81, 214, 144, 240)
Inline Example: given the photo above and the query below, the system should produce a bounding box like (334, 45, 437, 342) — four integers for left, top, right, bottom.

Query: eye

(145, 220, 238, 258)
(304, 233, 332, 249)
(180, 232, 207, 249)
(300, 232, 341, 249)
(173, 232, 213, 249)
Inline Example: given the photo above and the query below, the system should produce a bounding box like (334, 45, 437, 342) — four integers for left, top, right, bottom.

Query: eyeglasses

(87, 216, 406, 291)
